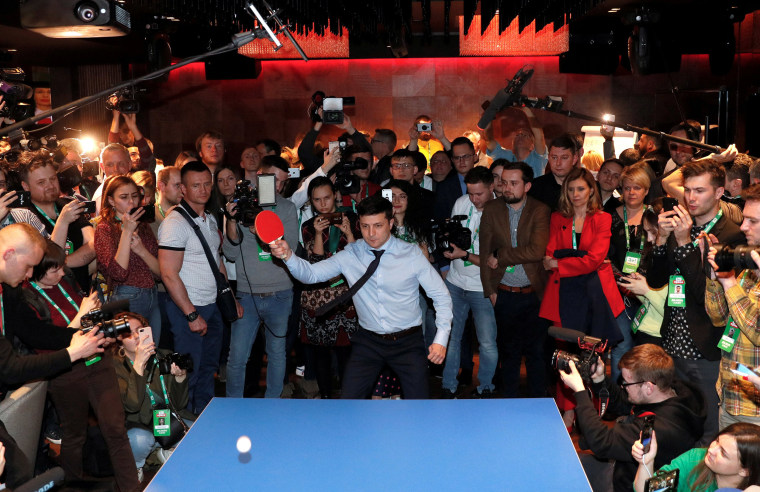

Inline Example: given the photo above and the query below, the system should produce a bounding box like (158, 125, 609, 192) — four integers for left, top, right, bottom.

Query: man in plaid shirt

(706, 183, 760, 429)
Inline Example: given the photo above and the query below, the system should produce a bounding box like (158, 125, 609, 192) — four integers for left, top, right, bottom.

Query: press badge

(631, 303, 648, 334)
(505, 266, 516, 273)
(257, 243, 272, 262)
(667, 275, 686, 307)
(718, 317, 740, 352)
(153, 409, 171, 437)
(622, 252, 641, 274)
(65, 239, 74, 255)
(463, 260, 473, 267)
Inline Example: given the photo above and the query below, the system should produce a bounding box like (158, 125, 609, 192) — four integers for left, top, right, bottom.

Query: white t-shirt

(446, 194, 484, 292)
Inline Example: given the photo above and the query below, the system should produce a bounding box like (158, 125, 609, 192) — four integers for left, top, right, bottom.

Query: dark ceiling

(1, 0, 759, 66)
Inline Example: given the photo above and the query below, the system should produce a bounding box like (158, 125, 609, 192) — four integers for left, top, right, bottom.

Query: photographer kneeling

(559, 344, 705, 492)
(111, 312, 195, 481)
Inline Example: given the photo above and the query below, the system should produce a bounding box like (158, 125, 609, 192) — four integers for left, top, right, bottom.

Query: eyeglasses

(620, 380, 647, 388)
(391, 163, 413, 169)
(452, 154, 475, 162)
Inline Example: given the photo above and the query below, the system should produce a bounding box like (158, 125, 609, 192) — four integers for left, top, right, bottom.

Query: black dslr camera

(80, 300, 131, 339)
(227, 175, 277, 227)
(334, 156, 369, 195)
(105, 87, 142, 114)
(0, 68, 34, 121)
(552, 334, 607, 383)
(309, 91, 355, 124)
(157, 352, 193, 374)
(712, 244, 760, 271)
(428, 216, 472, 255)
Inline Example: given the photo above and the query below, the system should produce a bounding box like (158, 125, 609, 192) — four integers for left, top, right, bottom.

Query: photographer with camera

(705, 184, 760, 429)
(222, 158, 298, 399)
(15, 150, 95, 291)
(433, 137, 477, 222)
(298, 103, 371, 173)
(108, 104, 154, 173)
(111, 312, 194, 482)
(406, 115, 449, 164)
(339, 145, 380, 211)
(559, 344, 705, 492)
(439, 167, 498, 398)
(648, 158, 745, 445)
(19, 238, 140, 491)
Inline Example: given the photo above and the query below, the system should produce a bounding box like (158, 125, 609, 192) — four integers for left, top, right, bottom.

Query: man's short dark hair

(548, 135, 578, 153)
(356, 193, 393, 220)
(567, 133, 584, 153)
(390, 148, 415, 162)
(743, 184, 760, 204)
(180, 160, 212, 182)
(257, 138, 282, 156)
(374, 129, 397, 149)
(410, 151, 427, 173)
(619, 149, 641, 167)
(17, 149, 56, 182)
(619, 344, 675, 392)
(727, 161, 750, 190)
(464, 166, 493, 186)
(681, 158, 726, 189)
(490, 158, 508, 172)
(261, 155, 289, 175)
(195, 131, 224, 153)
(599, 158, 624, 175)
(503, 161, 534, 183)
(343, 145, 370, 162)
(451, 136, 475, 153)
(669, 122, 700, 143)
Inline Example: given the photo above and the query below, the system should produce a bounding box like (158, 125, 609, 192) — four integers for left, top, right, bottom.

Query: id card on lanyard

(622, 207, 645, 273)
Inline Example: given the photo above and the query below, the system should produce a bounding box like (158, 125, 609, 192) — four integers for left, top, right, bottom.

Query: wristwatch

(185, 311, 199, 322)
(463, 251, 470, 262)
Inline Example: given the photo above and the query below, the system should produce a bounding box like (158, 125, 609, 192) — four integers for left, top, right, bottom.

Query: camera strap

(598, 385, 609, 418)
(174, 206, 227, 287)
(29, 281, 79, 325)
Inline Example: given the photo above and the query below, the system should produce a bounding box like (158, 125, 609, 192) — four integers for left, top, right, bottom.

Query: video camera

(157, 352, 194, 374)
(712, 244, 760, 271)
(550, 327, 608, 383)
(105, 87, 143, 114)
(0, 68, 34, 122)
(226, 175, 277, 227)
(334, 156, 369, 195)
(80, 299, 131, 339)
(428, 216, 472, 255)
(310, 91, 355, 124)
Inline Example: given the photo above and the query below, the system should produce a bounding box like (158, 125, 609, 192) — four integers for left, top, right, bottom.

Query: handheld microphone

(14, 466, 65, 492)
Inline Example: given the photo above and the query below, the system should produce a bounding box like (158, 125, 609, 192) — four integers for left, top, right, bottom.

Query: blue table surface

(147, 397, 591, 491)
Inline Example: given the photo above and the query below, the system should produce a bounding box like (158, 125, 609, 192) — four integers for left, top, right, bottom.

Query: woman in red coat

(540, 167, 625, 429)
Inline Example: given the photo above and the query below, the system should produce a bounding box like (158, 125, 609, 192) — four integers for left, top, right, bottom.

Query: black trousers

(341, 328, 429, 399)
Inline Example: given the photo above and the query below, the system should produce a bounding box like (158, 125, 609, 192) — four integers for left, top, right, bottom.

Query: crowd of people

(2, 96, 760, 491)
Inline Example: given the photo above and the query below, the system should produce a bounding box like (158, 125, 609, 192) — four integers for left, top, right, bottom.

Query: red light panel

(460, 14, 569, 57)
(238, 23, 349, 59)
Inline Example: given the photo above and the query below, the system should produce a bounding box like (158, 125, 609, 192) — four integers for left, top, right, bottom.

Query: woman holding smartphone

(95, 175, 161, 342)
(111, 312, 194, 481)
(299, 177, 359, 398)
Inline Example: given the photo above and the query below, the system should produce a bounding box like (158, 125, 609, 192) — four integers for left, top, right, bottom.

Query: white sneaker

(137, 467, 144, 483)
(156, 447, 174, 464)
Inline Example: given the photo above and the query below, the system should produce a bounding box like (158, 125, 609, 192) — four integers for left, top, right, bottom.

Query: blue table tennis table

(147, 397, 591, 491)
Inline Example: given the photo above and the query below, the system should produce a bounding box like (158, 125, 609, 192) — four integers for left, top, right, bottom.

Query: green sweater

(653, 448, 714, 492)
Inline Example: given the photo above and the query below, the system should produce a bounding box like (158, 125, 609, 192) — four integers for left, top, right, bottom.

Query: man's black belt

(363, 325, 421, 341)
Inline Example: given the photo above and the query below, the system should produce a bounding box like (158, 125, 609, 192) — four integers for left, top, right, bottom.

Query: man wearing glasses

(559, 344, 706, 492)
(433, 136, 478, 221)
(388, 149, 435, 222)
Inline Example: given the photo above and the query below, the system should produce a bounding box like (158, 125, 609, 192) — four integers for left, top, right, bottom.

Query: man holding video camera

(705, 183, 760, 429)
(223, 156, 298, 398)
(439, 167, 498, 398)
(560, 344, 705, 492)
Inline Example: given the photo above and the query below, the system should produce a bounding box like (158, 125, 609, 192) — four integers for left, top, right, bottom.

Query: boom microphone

(476, 65, 534, 131)
(14, 466, 65, 492)
(548, 325, 590, 343)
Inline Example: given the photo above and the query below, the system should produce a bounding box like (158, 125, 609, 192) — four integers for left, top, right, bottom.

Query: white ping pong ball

(236, 435, 252, 453)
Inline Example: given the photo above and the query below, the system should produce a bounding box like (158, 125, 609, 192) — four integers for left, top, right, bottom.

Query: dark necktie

(315, 249, 384, 316)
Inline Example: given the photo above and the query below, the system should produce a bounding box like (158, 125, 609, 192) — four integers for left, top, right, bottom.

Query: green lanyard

(29, 281, 80, 325)
(34, 204, 58, 228)
(130, 357, 170, 408)
(692, 209, 723, 246)
(623, 207, 646, 252)
(465, 206, 480, 252)
(158, 203, 166, 218)
(327, 225, 341, 254)
(572, 217, 579, 250)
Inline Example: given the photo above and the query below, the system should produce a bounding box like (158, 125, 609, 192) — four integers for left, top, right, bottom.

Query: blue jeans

(166, 302, 224, 414)
(112, 285, 161, 344)
(610, 301, 637, 384)
(442, 280, 498, 393)
(128, 419, 194, 468)
(226, 290, 293, 398)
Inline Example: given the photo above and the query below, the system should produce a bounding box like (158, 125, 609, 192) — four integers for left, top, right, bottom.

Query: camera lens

(75, 1, 100, 23)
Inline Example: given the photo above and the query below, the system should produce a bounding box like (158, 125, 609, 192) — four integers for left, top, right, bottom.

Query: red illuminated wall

(145, 52, 760, 163)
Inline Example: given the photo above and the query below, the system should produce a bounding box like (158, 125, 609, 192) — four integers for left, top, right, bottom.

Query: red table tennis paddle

(255, 210, 284, 244)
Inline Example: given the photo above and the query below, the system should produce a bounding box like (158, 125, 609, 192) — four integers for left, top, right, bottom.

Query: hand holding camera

(66, 328, 105, 362)
(632, 429, 658, 469)
(58, 200, 86, 226)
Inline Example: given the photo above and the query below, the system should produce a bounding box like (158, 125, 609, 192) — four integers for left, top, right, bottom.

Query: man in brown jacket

(479, 161, 550, 397)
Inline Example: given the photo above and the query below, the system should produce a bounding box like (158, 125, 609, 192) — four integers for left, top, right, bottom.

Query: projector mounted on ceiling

(20, 0, 131, 38)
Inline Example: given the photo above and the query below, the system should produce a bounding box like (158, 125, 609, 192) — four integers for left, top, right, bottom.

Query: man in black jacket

(560, 344, 705, 492)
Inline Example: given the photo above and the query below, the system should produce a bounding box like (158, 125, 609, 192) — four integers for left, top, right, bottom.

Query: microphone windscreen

(14, 466, 65, 492)
(548, 325, 587, 343)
